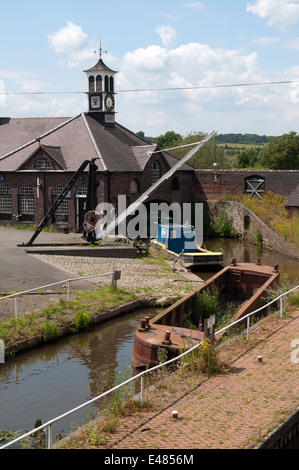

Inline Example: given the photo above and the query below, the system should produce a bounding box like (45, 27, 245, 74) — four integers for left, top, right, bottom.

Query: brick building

(0, 58, 194, 232)
(0, 57, 298, 234)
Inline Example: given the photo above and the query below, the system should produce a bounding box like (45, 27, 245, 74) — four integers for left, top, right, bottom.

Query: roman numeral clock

(84, 53, 117, 128)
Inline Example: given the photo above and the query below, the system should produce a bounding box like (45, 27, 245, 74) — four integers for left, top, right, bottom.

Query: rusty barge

(132, 259, 280, 368)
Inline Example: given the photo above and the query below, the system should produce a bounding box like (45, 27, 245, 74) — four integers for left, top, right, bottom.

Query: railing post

(15, 296, 18, 320)
(67, 280, 71, 302)
(141, 375, 144, 406)
(112, 270, 121, 288)
(48, 423, 53, 449)
(280, 297, 283, 318)
(247, 315, 250, 341)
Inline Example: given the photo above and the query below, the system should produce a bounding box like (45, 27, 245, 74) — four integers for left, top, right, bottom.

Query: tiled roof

(0, 113, 194, 173)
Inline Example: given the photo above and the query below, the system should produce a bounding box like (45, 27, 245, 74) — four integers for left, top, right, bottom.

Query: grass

(0, 286, 137, 350)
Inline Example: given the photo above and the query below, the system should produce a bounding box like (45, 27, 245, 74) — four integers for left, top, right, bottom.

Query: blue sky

(1, 0, 299, 137)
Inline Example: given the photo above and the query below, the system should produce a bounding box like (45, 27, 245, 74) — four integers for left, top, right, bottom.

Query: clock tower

(84, 51, 117, 128)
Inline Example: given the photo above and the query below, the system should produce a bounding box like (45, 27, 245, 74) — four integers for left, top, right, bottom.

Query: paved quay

(81, 308, 299, 450)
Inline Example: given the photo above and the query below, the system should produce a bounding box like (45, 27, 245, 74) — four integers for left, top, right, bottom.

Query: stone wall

(207, 200, 299, 259)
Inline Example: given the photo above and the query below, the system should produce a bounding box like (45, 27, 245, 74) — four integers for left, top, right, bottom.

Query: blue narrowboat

(151, 224, 223, 268)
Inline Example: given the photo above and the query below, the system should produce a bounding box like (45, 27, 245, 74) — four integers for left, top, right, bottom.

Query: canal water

(0, 238, 298, 446)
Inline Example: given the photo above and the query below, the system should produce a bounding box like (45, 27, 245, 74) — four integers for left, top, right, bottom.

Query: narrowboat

(151, 224, 223, 268)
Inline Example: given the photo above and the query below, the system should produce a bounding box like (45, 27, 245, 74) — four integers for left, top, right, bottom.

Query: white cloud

(252, 36, 280, 44)
(155, 25, 176, 47)
(184, 2, 204, 11)
(48, 21, 88, 53)
(48, 21, 95, 68)
(247, 0, 299, 32)
(116, 42, 288, 135)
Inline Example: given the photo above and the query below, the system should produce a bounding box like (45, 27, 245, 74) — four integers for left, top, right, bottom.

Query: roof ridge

(0, 115, 80, 162)
(81, 113, 108, 172)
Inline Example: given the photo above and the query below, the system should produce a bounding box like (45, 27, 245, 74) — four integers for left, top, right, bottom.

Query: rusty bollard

(139, 319, 146, 331)
(162, 330, 171, 345)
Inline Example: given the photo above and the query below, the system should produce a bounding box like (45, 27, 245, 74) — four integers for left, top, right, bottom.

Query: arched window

(104, 75, 109, 91)
(110, 76, 114, 92)
(52, 185, 70, 223)
(89, 76, 95, 93)
(34, 158, 50, 169)
(245, 176, 265, 198)
(171, 177, 180, 191)
(96, 75, 102, 92)
(151, 161, 161, 184)
(0, 183, 12, 220)
(76, 184, 87, 197)
(129, 179, 140, 194)
(18, 184, 34, 221)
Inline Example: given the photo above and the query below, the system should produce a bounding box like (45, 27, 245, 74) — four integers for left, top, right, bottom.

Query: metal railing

(0, 284, 297, 450)
(0, 270, 121, 319)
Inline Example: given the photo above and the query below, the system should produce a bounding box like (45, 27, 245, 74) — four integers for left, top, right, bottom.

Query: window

(34, 158, 51, 169)
(245, 176, 265, 198)
(151, 161, 161, 184)
(129, 179, 140, 194)
(52, 185, 70, 223)
(0, 183, 12, 220)
(110, 76, 114, 92)
(18, 184, 34, 221)
(105, 75, 109, 92)
(76, 184, 88, 196)
(96, 75, 102, 92)
(171, 177, 180, 191)
(89, 76, 95, 93)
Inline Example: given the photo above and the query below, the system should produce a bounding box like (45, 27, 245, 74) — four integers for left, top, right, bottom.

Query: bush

(74, 311, 90, 331)
(193, 289, 220, 325)
(209, 210, 239, 238)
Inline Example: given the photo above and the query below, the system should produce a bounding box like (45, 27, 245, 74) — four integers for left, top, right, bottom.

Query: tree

(259, 132, 299, 170)
(155, 130, 182, 149)
(237, 147, 261, 168)
(170, 131, 228, 169)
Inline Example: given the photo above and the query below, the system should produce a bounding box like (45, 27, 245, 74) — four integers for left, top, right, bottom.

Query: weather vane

(95, 38, 107, 59)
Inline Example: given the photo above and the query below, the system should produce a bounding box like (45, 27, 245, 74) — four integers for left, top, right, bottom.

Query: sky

(1, 0, 299, 137)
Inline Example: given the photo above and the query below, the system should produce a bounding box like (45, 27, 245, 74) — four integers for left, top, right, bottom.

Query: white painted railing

(0, 270, 121, 319)
(0, 284, 297, 450)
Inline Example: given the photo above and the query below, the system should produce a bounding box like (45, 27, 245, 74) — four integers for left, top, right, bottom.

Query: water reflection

(203, 238, 299, 283)
(0, 308, 159, 440)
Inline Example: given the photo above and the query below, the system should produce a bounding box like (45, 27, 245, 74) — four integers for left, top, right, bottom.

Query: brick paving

(84, 309, 299, 450)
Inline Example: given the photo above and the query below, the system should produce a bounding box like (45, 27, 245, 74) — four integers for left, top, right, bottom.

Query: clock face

(105, 93, 114, 112)
(91, 95, 101, 109)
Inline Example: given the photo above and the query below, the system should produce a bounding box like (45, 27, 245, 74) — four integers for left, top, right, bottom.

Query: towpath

(71, 307, 299, 450)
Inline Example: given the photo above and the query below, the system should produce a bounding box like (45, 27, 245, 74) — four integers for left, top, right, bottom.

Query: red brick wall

(192, 169, 299, 201)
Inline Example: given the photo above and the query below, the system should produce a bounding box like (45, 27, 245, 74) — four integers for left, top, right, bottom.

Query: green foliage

(216, 133, 270, 145)
(74, 311, 90, 331)
(227, 191, 299, 249)
(237, 147, 261, 168)
(155, 130, 182, 149)
(42, 321, 60, 341)
(209, 210, 239, 238)
(259, 132, 299, 170)
(193, 289, 220, 325)
(251, 228, 263, 246)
